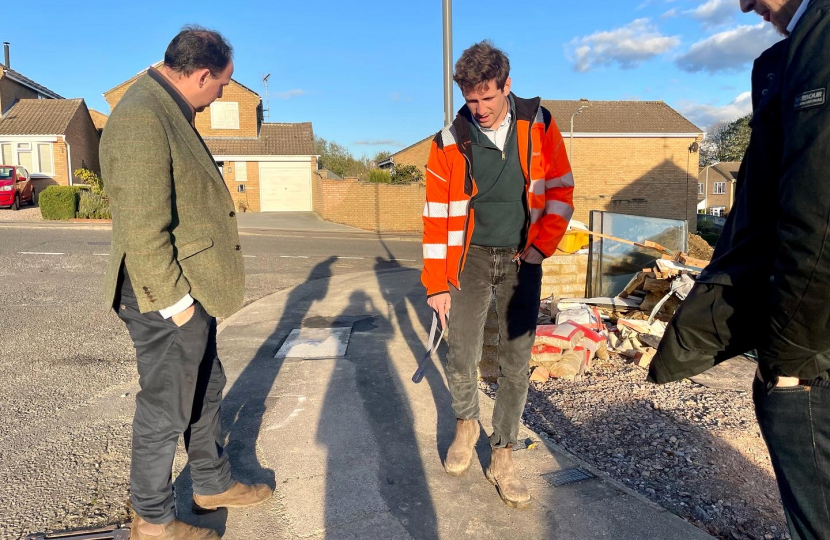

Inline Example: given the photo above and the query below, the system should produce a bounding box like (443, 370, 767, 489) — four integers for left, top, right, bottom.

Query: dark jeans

(446, 245, 542, 448)
(117, 271, 233, 524)
(754, 376, 830, 540)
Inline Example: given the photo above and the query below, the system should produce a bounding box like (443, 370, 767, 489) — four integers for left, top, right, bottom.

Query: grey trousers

(446, 245, 542, 448)
(117, 271, 234, 524)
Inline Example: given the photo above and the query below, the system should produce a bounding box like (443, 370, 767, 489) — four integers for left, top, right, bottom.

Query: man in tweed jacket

(101, 26, 270, 540)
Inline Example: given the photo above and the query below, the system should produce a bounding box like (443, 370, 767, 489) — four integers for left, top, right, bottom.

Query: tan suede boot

(485, 445, 531, 508)
(130, 515, 219, 540)
(192, 481, 273, 514)
(444, 418, 480, 476)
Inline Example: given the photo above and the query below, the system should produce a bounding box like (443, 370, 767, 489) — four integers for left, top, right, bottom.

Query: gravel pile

(481, 354, 790, 540)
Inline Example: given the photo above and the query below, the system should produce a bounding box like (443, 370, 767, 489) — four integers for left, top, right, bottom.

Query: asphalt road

(0, 222, 421, 539)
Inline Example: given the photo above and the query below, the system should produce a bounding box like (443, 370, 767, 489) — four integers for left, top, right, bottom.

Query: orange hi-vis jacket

(421, 95, 575, 297)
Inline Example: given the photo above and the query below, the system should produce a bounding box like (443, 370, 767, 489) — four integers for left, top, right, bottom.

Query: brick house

(697, 161, 740, 217)
(103, 64, 316, 212)
(383, 100, 703, 228)
(0, 51, 63, 114)
(0, 98, 101, 195)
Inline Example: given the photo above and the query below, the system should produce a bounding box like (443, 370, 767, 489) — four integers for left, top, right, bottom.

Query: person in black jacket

(649, 1, 830, 538)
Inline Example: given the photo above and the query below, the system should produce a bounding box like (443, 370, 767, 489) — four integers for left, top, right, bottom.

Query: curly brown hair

(453, 40, 510, 93)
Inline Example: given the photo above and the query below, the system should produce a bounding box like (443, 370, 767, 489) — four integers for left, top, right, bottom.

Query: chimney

(3, 42, 9, 68)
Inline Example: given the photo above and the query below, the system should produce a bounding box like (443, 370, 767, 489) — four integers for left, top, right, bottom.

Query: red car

(0, 165, 35, 210)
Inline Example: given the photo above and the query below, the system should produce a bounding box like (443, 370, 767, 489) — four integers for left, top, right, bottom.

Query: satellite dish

(689, 142, 699, 153)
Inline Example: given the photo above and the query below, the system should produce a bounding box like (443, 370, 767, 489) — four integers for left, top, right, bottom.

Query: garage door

(259, 163, 312, 212)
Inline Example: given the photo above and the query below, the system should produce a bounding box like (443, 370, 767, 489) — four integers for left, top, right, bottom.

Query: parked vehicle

(0, 165, 35, 210)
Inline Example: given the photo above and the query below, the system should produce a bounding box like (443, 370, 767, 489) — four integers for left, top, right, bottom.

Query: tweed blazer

(100, 73, 244, 318)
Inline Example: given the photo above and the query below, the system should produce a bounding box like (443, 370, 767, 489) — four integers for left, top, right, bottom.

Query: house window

(210, 102, 240, 129)
(0, 141, 54, 174)
(37, 144, 54, 174)
(235, 162, 247, 181)
(713, 182, 726, 194)
(710, 206, 726, 217)
(17, 143, 33, 172)
(698, 183, 704, 195)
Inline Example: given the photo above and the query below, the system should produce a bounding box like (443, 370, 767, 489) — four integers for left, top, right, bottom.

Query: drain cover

(26, 525, 131, 539)
(543, 467, 596, 487)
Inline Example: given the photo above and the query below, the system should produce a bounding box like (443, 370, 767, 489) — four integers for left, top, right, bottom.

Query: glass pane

(38, 144, 53, 174)
(589, 211, 688, 297)
(17, 150, 33, 172)
(1, 144, 11, 165)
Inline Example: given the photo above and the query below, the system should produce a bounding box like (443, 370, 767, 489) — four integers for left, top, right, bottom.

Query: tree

(700, 114, 752, 166)
(315, 136, 370, 178)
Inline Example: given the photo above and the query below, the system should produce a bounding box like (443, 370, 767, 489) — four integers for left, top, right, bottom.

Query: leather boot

(192, 481, 273, 514)
(130, 515, 219, 540)
(444, 418, 480, 476)
(485, 445, 531, 508)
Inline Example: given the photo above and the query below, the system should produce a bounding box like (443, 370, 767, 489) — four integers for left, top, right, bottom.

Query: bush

(77, 191, 111, 219)
(39, 186, 86, 220)
(367, 169, 392, 184)
(74, 168, 104, 195)
(391, 164, 424, 184)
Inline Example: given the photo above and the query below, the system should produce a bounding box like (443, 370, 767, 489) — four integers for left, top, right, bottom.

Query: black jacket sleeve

(763, 4, 830, 378)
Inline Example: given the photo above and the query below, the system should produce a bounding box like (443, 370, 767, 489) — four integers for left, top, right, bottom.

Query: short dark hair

(163, 25, 233, 77)
(453, 40, 510, 93)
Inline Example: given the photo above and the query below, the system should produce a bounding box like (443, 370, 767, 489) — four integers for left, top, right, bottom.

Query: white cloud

(567, 18, 680, 72)
(685, 0, 736, 27)
(676, 24, 781, 73)
(662, 8, 679, 18)
(677, 91, 752, 129)
(277, 89, 305, 100)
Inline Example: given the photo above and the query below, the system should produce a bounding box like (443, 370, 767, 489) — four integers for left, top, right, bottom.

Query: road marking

(18, 251, 64, 255)
(279, 255, 309, 259)
(389, 258, 417, 262)
(243, 255, 256, 258)
(335, 256, 364, 260)
(94, 253, 109, 256)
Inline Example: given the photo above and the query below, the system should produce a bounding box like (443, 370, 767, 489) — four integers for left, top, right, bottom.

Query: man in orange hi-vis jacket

(422, 40, 574, 508)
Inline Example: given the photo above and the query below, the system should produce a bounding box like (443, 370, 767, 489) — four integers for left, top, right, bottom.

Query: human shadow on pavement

(173, 256, 339, 531)
(318, 288, 439, 539)
(372, 255, 457, 467)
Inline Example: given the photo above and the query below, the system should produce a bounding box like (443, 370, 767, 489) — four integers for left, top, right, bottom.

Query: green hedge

(77, 191, 111, 219)
(39, 186, 87, 220)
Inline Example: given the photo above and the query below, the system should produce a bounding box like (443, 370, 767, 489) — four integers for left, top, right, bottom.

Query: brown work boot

(444, 418, 480, 476)
(192, 481, 273, 514)
(485, 445, 531, 508)
(130, 515, 219, 540)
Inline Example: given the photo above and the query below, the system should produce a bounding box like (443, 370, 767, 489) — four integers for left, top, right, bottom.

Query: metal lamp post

(442, 0, 453, 126)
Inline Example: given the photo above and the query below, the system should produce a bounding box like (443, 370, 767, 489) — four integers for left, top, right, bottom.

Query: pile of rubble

(530, 252, 707, 383)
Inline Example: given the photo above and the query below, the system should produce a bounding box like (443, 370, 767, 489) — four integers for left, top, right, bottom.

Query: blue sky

(3, 0, 780, 157)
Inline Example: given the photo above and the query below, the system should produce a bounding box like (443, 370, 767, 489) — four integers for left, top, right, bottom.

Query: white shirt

(471, 99, 512, 151)
(788, 0, 810, 33)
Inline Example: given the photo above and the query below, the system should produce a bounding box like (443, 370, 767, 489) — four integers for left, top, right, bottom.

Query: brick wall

(65, 105, 101, 178)
(479, 252, 589, 380)
(0, 76, 39, 114)
(195, 81, 260, 138)
(314, 176, 425, 232)
(225, 161, 261, 213)
(392, 136, 431, 174)
(565, 136, 701, 230)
